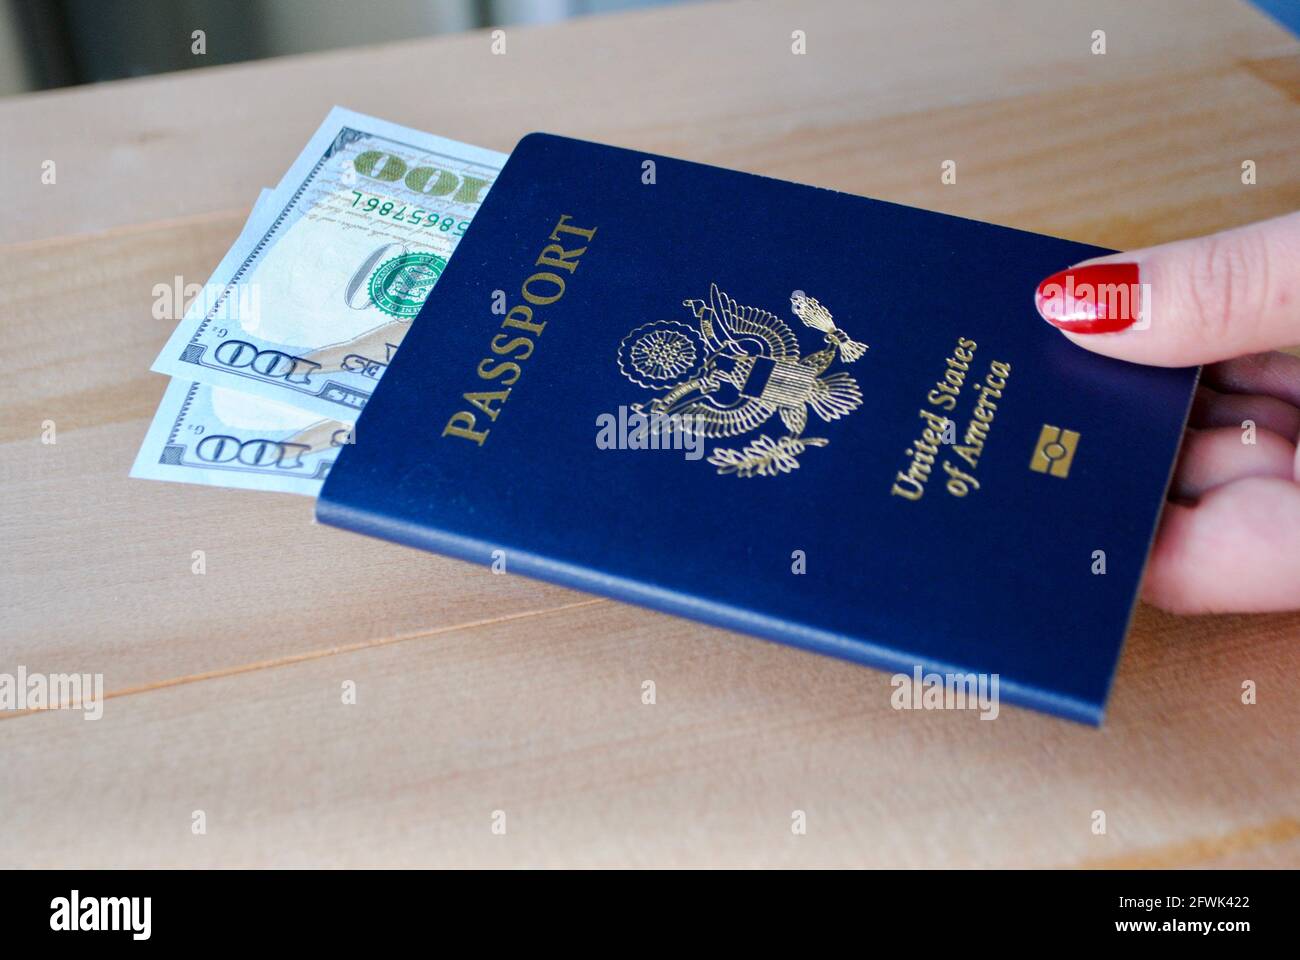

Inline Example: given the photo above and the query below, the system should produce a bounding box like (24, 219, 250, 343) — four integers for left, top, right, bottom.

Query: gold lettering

(502, 304, 546, 335)
(550, 215, 598, 242)
(476, 358, 522, 385)
(443, 214, 598, 445)
(490, 334, 535, 359)
(927, 389, 956, 411)
(466, 390, 511, 421)
(522, 272, 565, 305)
(443, 411, 489, 445)
(890, 472, 924, 500)
(535, 242, 587, 274)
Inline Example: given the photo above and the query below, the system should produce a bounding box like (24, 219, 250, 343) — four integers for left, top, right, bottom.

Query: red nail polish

(1034, 262, 1142, 334)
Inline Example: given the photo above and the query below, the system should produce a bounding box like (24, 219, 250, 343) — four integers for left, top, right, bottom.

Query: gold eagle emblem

(617, 283, 868, 476)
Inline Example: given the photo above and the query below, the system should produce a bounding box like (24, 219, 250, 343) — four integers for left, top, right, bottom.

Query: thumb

(1033, 211, 1300, 366)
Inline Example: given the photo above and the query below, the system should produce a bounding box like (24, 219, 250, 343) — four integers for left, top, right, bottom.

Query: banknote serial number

(349, 191, 468, 235)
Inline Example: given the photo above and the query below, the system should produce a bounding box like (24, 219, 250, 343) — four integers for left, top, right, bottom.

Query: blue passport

(317, 133, 1197, 724)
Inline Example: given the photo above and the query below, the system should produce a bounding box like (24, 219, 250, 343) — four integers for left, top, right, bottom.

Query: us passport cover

(317, 133, 1198, 724)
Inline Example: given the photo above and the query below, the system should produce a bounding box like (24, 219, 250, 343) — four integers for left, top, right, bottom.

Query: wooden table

(2, 0, 1298, 868)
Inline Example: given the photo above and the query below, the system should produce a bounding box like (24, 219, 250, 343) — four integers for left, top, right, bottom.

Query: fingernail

(1034, 262, 1141, 334)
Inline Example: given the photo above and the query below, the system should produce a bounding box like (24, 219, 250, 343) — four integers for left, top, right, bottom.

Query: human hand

(1033, 212, 1300, 613)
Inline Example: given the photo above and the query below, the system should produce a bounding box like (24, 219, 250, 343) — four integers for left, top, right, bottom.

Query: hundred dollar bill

(134, 188, 348, 495)
(152, 106, 506, 421)
(130, 378, 351, 495)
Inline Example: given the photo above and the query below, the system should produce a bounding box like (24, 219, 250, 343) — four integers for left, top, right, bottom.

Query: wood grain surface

(1, 0, 1297, 867)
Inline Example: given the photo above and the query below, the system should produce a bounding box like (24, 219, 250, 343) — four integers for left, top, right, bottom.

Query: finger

(1170, 426, 1296, 500)
(1143, 476, 1300, 614)
(1189, 386, 1300, 442)
(1033, 211, 1300, 365)
(1203, 351, 1300, 407)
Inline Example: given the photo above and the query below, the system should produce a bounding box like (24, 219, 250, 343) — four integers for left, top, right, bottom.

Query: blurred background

(0, 0, 691, 97)
(3, 0, 1298, 99)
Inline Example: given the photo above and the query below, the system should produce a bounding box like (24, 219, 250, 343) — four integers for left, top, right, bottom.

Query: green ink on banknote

(368, 253, 447, 318)
(149, 109, 506, 421)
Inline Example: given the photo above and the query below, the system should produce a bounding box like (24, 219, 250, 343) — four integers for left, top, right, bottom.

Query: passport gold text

(891, 338, 1012, 500)
(442, 215, 598, 445)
